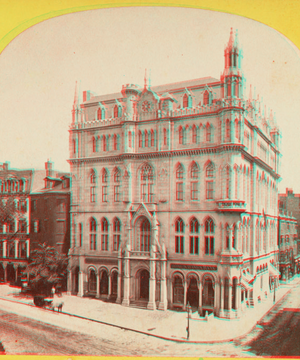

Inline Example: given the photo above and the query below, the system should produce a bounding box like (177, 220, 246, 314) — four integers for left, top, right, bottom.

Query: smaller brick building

(279, 188, 300, 238)
(278, 212, 298, 280)
(30, 161, 71, 256)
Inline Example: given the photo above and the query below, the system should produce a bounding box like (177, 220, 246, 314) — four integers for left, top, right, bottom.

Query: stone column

(116, 256, 122, 304)
(14, 240, 19, 259)
(67, 270, 72, 295)
(147, 258, 156, 310)
(228, 282, 232, 316)
(3, 264, 7, 283)
(158, 259, 168, 310)
(183, 279, 187, 311)
(219, 280, 224, 317)
(236, 283, 241, 317)
(96, 272, 100, 299)
(198, 280, 202, 315)
(214, 281, 218, 314)
(108, 273, 112, 299)
(78, 271, 84, 297)
(122, 251, 130, 307)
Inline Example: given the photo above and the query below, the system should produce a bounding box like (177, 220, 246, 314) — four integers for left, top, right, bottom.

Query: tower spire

(144, 69, 147, 90)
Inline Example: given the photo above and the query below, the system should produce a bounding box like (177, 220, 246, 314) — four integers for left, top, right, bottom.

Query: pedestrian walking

(51, 286, 55, 298)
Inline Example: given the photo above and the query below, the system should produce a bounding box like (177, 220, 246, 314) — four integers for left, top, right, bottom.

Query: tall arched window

(90, 170, 96, 203)
(114, 169, 120, 202)
(113, 134, 118, 150)
(176, 164, 184, 201)
(190, 163, 199, 201)
(183, 94, 188, 108)
(226, 119, 231, 141)
(206, 124, 211, 142)
(139, 131, 143, 148)
(102, 169, 108, 202)
(101, 218, 109, 251)
(114, 105, 119, 118)
(175, 218, 184, 254)
(140, 218, 150, 252)
(79, 223, 82, 247)
(113, 218, 121, 251)
(205, 162, 214, 200)
(163, 128, 167, 146)
(235, 119, 240, 140)
(179, 126, 183, 145)
(225, 165, 230, 199)
(140, 164, 154, 202)
(227, 82, 231, 98)
(145, 130, 148, 147)
(103, 136, 106, 152)
(73, 139, 76, 154)
(90, 218, 97, 250)
(128, 131, 132, 148)
(190, 218, 199, 254)
(150, 130, 154, 147)
(97, 107, 102, 120)
(92, 137, 97, 153)
(192, 125, 197, 144)
(203, 90, 209, 105)
(205, 218, 214, 255)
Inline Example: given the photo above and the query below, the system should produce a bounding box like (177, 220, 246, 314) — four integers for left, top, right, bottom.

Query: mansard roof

(83, 76, 220, 105)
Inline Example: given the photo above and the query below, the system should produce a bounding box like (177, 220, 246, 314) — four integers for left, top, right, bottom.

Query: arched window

(128, 131, 132, 148)
(190, 218, 199, 254)
(90, 218, 97, 250)
(114, 105, 119, 118)
(227, 82, 231, 98)
(225, 166, 230, 199)
(206, 124, 211, 142)
(92, 137, 96, 153)
(140, 218, 150, 252)
(90, 171, 96, 203)
(163, 128, 167, 146)
(97, 107, 102, 120)
(79, 223, 82, 247)
(113, 134, 118, 151)
(203, 90, 209, 105)
(101, 218, 109, 251)
(175, 218, 184, 254)
(114, 169, 121, 202)
(102, 169, 108, 202)
(192, 125, 197, 144)
(176, 164, 184, 201)
(183, 94, 188, 108)
(205, 162, 214, 200)
(139, 131, 143, 148)
(89, 269, 97, 292)
(190, 163, 199, 201)
(103, 136, 106, 152)
(235, 119, 240, 140)
(179, 126, 183, 145)
(205, 218, 214, 255)
(150, 130, 154, 147)
(145, 130, 148, 147)
(113, 218, 121, 251)
(226, 119, 231, 141)
(73, 139, 76, 154)
(140, 164, 154, 202)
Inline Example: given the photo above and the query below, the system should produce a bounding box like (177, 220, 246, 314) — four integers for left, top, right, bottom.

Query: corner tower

(221, 29, 244, 100)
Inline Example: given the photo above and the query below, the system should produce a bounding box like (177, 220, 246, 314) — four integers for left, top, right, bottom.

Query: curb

(0, 285, 295, 345)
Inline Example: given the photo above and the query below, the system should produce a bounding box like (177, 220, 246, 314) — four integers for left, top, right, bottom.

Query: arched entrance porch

(172, 274, 184, 307)
(187, 276, 199, 308)
(100, 269, 109, 296)
(202, 276, 214, 314)
(136, 269, 149, 301)
(6, 263, 16, 284)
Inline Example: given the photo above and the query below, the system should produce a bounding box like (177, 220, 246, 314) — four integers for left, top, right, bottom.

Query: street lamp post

(273, 278, 276, 303)
(186, 302, 191, 340)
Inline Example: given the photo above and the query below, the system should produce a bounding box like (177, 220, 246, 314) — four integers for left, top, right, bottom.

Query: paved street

(0, 280, 299, 356)
(234, 282, 300, 356)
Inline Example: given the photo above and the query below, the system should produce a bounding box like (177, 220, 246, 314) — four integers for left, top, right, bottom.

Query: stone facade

(68, 30, 281, 318)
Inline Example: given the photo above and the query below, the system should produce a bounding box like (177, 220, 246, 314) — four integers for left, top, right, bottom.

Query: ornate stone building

(68, 30, 281, 318)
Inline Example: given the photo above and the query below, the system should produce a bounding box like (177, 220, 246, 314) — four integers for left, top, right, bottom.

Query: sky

(0, 7, 300, 193)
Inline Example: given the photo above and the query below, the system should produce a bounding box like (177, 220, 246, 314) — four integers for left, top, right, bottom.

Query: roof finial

(148, 69, 151, 89)
(228, 27, 234, 47)
(73, 81, 78, 109)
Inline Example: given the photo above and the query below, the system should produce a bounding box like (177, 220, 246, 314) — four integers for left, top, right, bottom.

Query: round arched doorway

(202, 276, 214, 313)
(6, 263, 16, 284)
(187, 277, 199, 308)
(139, 269, 149, 300)
(172, 275, 184, 307)
(100, 270, 109, 295)
(111, 271, 118, 297)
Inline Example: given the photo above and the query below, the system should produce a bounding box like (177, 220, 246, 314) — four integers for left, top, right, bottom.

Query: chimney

(45, 160, 53, 177)
(3, 162, 8, 171)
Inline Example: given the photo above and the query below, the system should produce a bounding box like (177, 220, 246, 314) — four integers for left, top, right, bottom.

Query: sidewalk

(0, 278, 299, 343)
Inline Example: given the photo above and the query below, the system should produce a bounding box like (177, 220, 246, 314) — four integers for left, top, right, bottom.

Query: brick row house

(0, 161, 70, 285)
(68, 29, 281, 318)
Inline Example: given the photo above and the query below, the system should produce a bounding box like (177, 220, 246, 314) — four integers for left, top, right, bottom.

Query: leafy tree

(24, 243, 68, 296)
